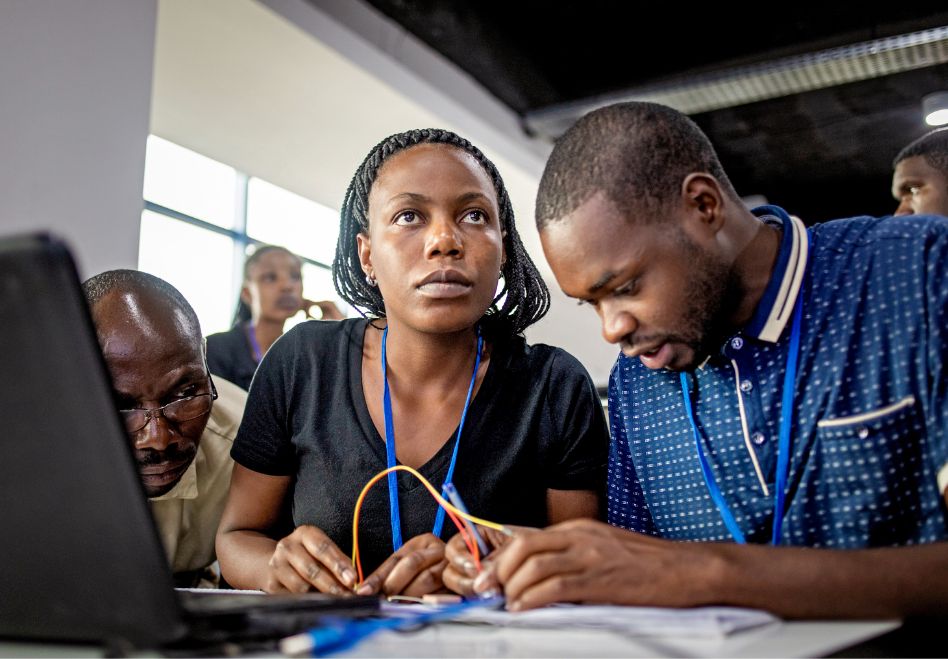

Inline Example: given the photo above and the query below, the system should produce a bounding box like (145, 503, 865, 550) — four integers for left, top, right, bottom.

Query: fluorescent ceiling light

(923, 91, 948, 126)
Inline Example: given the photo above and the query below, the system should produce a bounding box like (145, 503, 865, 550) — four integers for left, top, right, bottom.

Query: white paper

(174, 587, 265, 594)
(384, 603, 779, 638)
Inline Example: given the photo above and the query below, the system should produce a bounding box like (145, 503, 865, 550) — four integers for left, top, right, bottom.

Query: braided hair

(333, 128, 550, 339)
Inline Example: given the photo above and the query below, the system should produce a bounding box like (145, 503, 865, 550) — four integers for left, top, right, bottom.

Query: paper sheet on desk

(436, 604, 778, 638)
(175, 587, 265, 594)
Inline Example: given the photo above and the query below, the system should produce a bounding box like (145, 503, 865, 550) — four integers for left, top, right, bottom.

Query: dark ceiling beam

(524, 26, 948, 140)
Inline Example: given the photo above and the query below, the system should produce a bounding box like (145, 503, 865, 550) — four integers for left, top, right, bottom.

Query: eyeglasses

(119, 377, 218, 434)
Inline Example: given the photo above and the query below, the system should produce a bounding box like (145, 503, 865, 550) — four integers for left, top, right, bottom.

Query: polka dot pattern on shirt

(607, 213, 948, 548)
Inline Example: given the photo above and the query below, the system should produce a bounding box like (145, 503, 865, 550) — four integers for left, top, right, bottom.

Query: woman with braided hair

(217, 129, 608, 598)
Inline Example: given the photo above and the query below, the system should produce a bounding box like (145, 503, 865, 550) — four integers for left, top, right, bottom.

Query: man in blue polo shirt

(467, 102, 948, 617)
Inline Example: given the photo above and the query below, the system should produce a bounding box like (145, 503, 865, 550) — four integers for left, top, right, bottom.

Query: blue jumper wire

(281, 596, 505, 656)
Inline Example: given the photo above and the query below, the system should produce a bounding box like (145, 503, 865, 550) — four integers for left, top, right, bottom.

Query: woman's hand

(265, 525, 358, 595)
(356, 533, 447, 597)
(303, 299, 344, 320)
(442, 525, 534, 597)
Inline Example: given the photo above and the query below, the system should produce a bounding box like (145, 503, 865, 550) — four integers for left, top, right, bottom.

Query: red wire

(353, 479, 482, 583)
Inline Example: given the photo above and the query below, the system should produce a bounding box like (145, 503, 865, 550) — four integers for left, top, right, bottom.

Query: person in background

(216, 128, 608, 598)
(82, 270, 247, 587)
(892, 126, 948, 217)
(445, 101, 948, 619)
(206, 245, 344, 390)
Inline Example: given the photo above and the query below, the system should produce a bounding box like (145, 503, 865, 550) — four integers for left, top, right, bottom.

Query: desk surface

(0, 619, 899, 658)
(338, 619, 900, 658)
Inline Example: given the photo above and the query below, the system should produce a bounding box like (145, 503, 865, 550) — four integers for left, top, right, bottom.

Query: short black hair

(893, 127, 948, 175)
(82, 269, 201, 335)
(333, 128, 550, 338)
(232, 244, 300, 326)
(536, 102, 739, 229)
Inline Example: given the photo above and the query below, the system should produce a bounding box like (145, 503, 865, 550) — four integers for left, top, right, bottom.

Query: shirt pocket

(810, 396, 926, 546)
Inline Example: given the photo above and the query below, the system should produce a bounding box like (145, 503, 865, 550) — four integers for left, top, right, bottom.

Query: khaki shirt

(149, 376, 246, 583)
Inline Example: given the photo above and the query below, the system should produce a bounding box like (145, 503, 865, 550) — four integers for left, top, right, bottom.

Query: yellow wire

(351, 465, 508, 576)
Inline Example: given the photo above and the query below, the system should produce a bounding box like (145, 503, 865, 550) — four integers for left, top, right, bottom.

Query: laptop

(0, 233, 378, 650)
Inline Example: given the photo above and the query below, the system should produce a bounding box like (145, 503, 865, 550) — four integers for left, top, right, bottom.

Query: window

(246, 178, 339, 267)
(143, 136, 238, 230)
(140, 137, 347, 337)
(138, 210, 236, 332)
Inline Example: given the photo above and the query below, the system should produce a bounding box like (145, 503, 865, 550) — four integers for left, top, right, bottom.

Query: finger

(265, 569, 308, 594)
(298, 529, 358, 589)
(381, 546, 444, 596)
(445, 533, 478, 577)
(442, 564, 476, 597)
(317, 301, 344, 320)
(358, 534, 441, 595)
(493, 530, 574, 585)
(501, 545, 579, 605)
(401, 559, 447, 598)
(357, 552, 401, 596)
(483, 525, 526, 550)
(471, 564, 502, 598)
(281, 540, 348, 594)
(507, 571, 589, 611)
(267, 543, 317, 594)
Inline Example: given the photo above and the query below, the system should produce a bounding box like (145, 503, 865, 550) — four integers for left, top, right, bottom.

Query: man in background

(83, 270, 246, 587)
(892, 126, 948, 216)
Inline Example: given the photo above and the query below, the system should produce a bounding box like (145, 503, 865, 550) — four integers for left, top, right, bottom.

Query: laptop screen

(0, 234, 187, 645)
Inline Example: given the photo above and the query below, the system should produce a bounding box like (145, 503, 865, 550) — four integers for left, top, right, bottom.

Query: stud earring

(365, 273, 377, 287)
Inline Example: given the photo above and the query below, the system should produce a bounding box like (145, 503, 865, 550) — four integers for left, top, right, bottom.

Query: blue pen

(442, 482, 490, 556)
(280, 596, 505, 656)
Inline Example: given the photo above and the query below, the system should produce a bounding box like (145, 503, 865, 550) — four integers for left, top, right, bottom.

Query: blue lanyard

(679, 267, 806, 546)
(246, 322, 263, 364)
(381, 326, 483, 551)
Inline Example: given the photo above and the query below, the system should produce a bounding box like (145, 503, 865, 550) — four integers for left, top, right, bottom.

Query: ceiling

(359, 1, 948, 221)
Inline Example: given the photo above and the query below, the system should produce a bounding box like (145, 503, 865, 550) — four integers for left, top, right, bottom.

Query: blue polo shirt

(607, 207, 948, 547)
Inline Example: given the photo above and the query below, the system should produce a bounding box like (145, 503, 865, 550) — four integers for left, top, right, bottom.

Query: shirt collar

(743, 205, 809, 343)
(150, 458, 199, 501)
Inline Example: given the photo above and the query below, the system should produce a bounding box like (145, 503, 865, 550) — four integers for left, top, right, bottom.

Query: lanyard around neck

(679, 264, 806, 546)
(245, 323, 263, 364)
(381, 326, 483, 551)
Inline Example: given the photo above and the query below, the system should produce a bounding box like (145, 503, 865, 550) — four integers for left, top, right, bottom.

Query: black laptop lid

(0, 234, 187, 646)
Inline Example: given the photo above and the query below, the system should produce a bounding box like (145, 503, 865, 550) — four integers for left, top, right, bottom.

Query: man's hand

(264, 525, 357, 595)
(443, 525, 532, 597)
(356, 533, 447, 597)
(489, 518, 719, 611)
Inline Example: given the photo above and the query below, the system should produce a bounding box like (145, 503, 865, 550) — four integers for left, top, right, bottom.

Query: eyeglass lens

(120, 394, 213, 434)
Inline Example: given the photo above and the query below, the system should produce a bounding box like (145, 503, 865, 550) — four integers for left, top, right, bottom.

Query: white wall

(0, 0, 156, 278)
(256, 0, 620, 385)
(0, 0, 618, 384)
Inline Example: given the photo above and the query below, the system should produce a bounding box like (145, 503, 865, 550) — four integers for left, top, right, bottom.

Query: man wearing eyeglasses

(82, 270, 247, 587)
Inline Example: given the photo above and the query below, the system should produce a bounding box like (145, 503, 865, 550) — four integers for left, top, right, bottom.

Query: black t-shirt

(232, 318, 608, 573)
(206, 323, 259, 391)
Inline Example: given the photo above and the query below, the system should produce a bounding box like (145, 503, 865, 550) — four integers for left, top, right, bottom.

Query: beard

(668, 230, 742, 367)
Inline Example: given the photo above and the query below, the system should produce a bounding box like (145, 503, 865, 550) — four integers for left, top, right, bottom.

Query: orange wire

(351, 465, 484, 584)
(352, 471, 480, 583)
